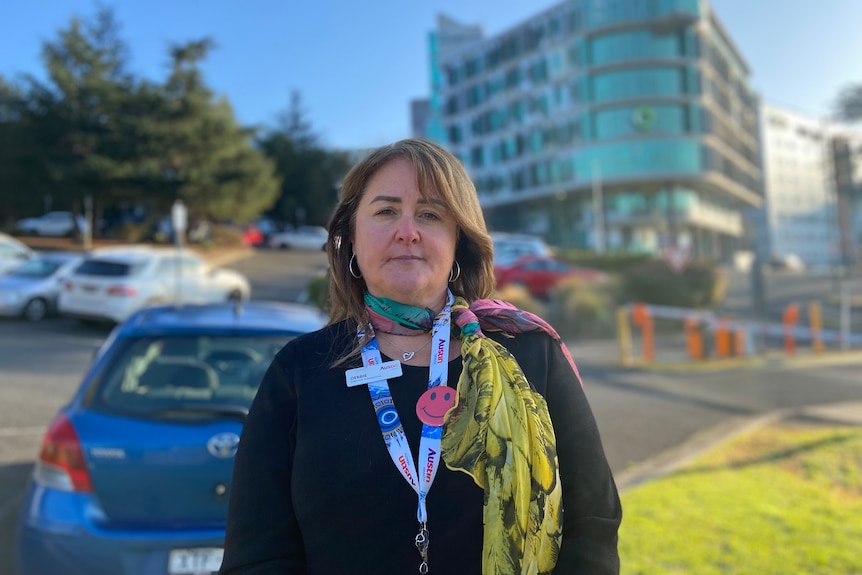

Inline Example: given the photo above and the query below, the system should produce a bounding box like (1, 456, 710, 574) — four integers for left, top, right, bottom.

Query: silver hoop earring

(448, 261, 461, 283)
(349, 253, 362, 279)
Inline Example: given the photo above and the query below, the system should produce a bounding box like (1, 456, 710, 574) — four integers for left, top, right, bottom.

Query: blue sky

(2, 1, 860, 150)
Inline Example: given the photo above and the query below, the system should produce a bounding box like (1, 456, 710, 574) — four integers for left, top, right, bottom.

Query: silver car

(0, 232, 34, 276)
(0, 252, 83, 321)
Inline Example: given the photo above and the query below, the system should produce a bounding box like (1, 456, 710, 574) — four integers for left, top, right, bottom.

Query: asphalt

(571, 338, 862, 492)
(19, 235, 862, 494)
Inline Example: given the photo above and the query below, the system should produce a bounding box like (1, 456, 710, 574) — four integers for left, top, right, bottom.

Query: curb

(624, 349, 862, 374)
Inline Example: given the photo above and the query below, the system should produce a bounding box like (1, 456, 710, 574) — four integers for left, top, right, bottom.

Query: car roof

(31, 251, 83, 263)
(116, 301, 329, 337)
(489, 232, 547, 242)
(0, 232, 32, 250)
(86, 245, 199, 263)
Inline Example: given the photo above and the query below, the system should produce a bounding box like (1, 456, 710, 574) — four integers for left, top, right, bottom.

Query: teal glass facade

(431, 0, 761, 259)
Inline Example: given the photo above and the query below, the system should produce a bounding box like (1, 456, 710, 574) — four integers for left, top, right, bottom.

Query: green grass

(619, 425, 862, 574)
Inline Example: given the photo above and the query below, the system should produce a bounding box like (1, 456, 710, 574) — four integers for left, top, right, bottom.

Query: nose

(395, 216, 420, 243)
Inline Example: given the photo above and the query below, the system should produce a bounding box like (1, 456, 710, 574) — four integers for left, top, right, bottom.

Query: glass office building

(423, 0, 762, 258)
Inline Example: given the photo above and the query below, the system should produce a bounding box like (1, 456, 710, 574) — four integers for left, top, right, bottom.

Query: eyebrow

(369, 195, 446, 207)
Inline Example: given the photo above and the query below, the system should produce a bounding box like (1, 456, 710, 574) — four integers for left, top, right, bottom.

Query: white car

(0, 233, 34, 275)
(58, 246, 251, 323)
(16, 211, 90, 237)
(268, 225, 329, 251)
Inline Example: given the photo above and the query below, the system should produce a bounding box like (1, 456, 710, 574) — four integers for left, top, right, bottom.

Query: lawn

(619, 424, 862, 574)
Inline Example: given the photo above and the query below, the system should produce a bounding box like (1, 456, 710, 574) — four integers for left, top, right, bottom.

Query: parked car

(0, 252, 83, 321)
(58, 246, 251, 324)
(16, 211, 89, 237)
(241, 224, 265, 247)
(495, 254, 608, 298)
(0, 232, 34, 275)
(268, 225, 329, 251)
(16, 301, 328, 575)
(490, 232, 553, 267)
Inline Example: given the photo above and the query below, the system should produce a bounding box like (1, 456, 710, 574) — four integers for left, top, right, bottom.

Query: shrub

(493, 284, 546, 317)
(207, 225, 245, 248)
(307, 272, 331, 313)
(547, 277, 617, 338)
(555, 249, 651, 273)
(109, 222, 150, 243)
(619, 259, 726, 308)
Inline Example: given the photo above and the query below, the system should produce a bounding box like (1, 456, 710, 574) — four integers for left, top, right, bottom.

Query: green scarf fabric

(365, 293, 563, 575)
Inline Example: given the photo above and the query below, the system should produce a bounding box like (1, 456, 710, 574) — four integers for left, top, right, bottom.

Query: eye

(419, 211, 441, 221)
(375, 207, 396, 216)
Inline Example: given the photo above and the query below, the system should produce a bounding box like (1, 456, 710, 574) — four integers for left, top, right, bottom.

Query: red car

(494, 255, 607, 297)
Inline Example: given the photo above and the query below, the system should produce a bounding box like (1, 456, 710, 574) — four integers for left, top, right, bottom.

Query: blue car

(16, 301, 328, 575)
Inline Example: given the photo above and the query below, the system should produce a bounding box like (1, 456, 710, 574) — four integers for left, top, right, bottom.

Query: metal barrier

(617, 301, 862, 366)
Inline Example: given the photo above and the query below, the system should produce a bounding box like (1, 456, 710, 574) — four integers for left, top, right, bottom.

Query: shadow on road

(0, 461, 34, 575)
(588, 368, 756, 417)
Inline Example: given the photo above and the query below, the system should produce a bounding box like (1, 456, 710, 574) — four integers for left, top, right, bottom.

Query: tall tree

(834, 83, 862, 122)
(16, 7, 142, 230)
(258, 91, 352, 227)
(151, 38, 281, 224)
(0, 76, 45, 222)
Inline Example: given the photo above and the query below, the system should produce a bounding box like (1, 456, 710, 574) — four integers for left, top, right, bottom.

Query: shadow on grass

(673, 433, 859, 478)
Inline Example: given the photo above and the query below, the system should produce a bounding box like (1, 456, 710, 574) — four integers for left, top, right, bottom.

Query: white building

(757, 103, 840, 267)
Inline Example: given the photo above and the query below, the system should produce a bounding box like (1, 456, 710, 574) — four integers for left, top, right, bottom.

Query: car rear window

(89, 335, 291, 420)
(75, 259, 137, 277)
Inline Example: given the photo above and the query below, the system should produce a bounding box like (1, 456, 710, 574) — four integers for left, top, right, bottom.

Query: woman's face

(352, 158, 457, 311)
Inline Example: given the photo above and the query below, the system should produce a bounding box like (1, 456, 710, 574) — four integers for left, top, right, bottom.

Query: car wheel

(23, 298, 48, 322)
(227, 289, 243, 302)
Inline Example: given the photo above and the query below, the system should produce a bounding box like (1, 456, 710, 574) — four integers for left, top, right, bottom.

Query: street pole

(592, 159, 605, 253)
(83, 195, 93, 251)
(171, 200, 188, 303)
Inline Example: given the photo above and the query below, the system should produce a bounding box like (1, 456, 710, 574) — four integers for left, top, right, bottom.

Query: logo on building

(631, 105, 657, 132)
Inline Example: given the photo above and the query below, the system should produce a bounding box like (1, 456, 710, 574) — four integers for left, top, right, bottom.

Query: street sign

(662, 243, 692, 274)
(171, 200, 188, 234)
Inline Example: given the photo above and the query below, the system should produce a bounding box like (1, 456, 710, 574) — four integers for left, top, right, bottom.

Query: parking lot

(2, 248, 862, 574)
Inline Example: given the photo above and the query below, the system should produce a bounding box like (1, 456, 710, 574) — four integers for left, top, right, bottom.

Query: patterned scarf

(365, 293, 569, 575)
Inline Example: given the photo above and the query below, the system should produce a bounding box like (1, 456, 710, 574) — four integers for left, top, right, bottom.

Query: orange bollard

(715, 319, 731, 358)
(685, 317, 703, 360)
(631, 304, 655, 363)
(783, 303, 799, 356)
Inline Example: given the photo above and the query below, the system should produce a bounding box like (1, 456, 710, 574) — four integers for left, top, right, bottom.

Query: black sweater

(220, 320, 621, 574)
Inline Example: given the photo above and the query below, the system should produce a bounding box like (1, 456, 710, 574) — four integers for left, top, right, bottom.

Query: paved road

(1, 248, 861, 573)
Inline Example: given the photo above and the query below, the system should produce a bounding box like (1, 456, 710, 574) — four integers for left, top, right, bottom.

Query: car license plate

(81, 284, 98, 293)
(168, 547, 224, 574)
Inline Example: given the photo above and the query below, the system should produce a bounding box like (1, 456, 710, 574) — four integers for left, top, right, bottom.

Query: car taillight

(106, 285, 137, 296)
(63, 280, 73, 291)
(35, 415, 93, 492)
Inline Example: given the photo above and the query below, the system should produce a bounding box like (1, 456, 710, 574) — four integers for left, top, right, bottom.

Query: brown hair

(326, 138, 495, 330)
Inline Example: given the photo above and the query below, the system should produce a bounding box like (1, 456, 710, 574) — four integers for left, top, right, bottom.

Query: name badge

(345, 360, 403, 387)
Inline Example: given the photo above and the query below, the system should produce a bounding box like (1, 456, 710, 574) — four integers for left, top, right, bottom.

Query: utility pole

(591, 159, 605, 253)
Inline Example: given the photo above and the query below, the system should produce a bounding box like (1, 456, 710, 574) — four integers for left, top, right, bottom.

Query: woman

(220, 139, 621, 575)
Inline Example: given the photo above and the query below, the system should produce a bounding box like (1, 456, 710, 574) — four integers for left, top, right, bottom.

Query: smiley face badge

(416, 386, 456, 427)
